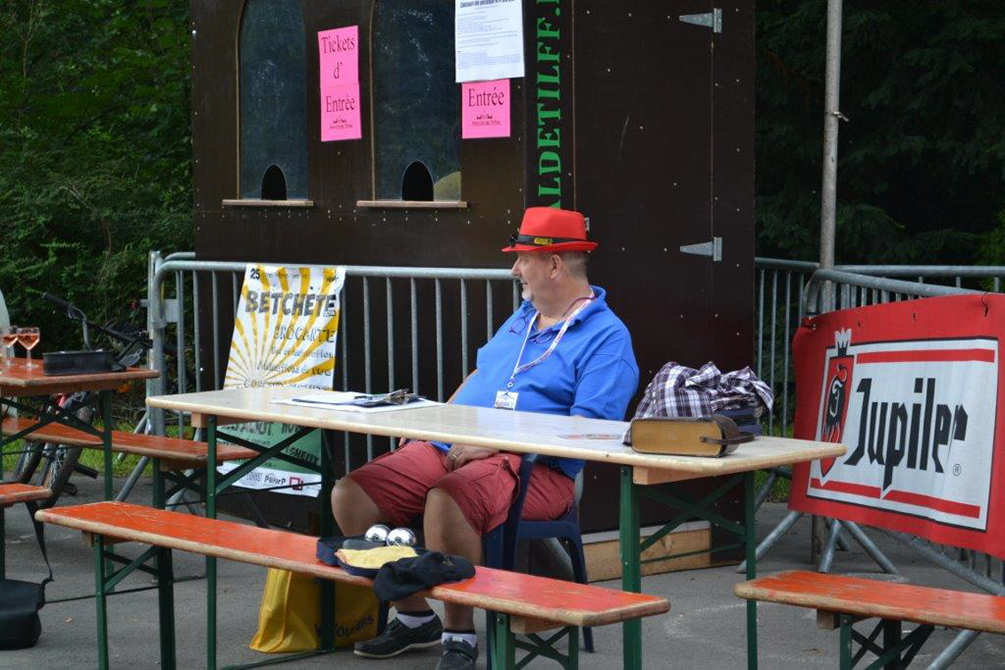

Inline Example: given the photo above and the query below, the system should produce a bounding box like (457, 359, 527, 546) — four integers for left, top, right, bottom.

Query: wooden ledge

(355, 200, 468, 210)
(222, 199, 314, 208)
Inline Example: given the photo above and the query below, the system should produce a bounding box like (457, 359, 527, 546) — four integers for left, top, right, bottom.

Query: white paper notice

(455, 0, 525, 83)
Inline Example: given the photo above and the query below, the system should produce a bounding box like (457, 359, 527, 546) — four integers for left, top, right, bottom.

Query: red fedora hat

(501, 207, 598, 253)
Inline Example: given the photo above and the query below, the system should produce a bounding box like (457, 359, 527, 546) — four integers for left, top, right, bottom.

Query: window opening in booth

(260, 165, 288, 200)
(237, 0, 309, 202)
(401, 161, 434, 201)
(372, 0, 461, 203)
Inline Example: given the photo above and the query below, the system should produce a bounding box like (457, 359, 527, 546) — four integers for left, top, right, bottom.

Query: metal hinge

(680, 237, 722, 262)
(679, 8, 722, 33)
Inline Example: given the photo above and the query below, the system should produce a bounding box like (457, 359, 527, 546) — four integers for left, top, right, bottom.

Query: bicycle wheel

(11, 396, 63, 483)
(12, 438, 46, 483)
(30, 399, 93, 507)
(35, 442, 84, 508)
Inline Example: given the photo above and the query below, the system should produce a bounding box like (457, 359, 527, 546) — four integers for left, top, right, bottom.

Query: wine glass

(1, 325, 18, 367)
(18, 326, 40, 367)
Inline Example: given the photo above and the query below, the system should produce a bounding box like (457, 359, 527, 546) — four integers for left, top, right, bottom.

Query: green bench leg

(151, 457, 178, 668)
(839, 615, 853, 669)
(94, 535, 110, 670)
(838, 615, 933, 669)
(882, 620, 901, 670)
(492, 613, 516, 669)
(1, 506, 6, 581)
(157, 546, 177, 669)
(567, 625, 579, 669)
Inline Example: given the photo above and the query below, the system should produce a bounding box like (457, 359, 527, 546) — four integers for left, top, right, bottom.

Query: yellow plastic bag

(250, 568, 380, 652)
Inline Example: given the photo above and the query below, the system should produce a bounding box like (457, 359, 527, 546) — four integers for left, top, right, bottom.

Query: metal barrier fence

(145, 252, 517, 463)
(146, 254, 1005, 448)
(753, 260, 1003, 437)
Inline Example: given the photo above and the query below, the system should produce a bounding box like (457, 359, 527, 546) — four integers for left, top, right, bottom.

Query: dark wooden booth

(189, 0, 755, 548)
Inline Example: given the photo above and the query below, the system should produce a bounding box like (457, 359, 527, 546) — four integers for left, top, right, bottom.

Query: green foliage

(756, 1, 1005, 264)
(0, 0, 192, 351)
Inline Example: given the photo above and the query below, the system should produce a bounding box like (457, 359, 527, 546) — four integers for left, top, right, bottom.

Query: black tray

(42, 350, 122, 376)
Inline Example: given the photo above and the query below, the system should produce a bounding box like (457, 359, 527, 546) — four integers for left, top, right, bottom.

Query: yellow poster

(219, 264, 346, 496)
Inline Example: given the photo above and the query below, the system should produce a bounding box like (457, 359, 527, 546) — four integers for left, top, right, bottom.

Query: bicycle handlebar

(42, 292, 176, 356)
(42, 292, 73, 312)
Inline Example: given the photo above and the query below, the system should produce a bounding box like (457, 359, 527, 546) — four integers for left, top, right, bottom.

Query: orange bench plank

(2, 417, 259, 464)
(0, 483, 52, 506)
(37, 502, 670, 628)
(735, 570, 1005, 635)
(3, 417, 103, 447)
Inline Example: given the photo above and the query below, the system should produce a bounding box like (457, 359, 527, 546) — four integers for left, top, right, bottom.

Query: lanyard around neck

(506, 293, 594, 389)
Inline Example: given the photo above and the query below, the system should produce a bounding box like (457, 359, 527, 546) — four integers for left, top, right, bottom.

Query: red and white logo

(808, 335, 997, 531)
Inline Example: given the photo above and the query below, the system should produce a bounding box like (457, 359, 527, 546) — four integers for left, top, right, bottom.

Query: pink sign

(462, 79, 511, 139)
(317, 26, 359, 88)
(320, 83, 362, 141)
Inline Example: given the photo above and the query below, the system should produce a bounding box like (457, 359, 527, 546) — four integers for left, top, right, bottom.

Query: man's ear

(549, 253, 562, 278)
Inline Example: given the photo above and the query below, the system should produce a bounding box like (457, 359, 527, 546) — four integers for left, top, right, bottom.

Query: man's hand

(447, 444, 498, 470)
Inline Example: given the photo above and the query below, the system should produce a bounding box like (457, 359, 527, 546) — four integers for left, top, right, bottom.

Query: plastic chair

(483, 453, 594, 660)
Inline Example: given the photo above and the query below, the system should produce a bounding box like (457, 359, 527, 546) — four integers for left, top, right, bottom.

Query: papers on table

(274, 392, 440, 413)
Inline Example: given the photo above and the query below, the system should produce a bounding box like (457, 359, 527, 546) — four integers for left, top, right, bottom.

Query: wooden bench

(735, 570, 1005, 668)
(0, 482, 52, 507)
(37, 501, 670, 669)
(2, 417, 258, 470)
(1, 483, 52, 578)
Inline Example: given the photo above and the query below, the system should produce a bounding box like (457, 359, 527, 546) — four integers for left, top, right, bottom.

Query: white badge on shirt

(494, 390, 518, 410)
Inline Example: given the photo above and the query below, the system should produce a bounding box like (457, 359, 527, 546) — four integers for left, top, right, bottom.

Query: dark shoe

(354, 616, 443, 658)
(435, 638, 478, 670)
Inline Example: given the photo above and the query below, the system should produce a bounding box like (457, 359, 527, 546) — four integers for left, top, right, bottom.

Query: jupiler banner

(789, 295, 1004, 557)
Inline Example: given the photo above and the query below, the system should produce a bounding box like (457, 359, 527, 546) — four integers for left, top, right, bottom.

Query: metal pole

(818, 0, 844, 311)
(147, 251, 167, 437)
(927, 630, 980, 670)
(817, 9, 846, 570)
(737, 510, 802, 573)
(841, 521, 898, 575)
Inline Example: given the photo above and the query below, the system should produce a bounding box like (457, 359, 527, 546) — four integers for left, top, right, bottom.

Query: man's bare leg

(330, 477, 382, 535)
(423, 487, 483, 630)
(330, 477, 431, 614)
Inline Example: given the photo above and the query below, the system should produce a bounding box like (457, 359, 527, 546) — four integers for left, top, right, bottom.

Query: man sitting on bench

(331, 207, 639, 670)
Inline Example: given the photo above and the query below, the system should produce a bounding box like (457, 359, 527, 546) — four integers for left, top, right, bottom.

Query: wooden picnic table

(148, 386, 845, 669)
(1, 359, 158, 500)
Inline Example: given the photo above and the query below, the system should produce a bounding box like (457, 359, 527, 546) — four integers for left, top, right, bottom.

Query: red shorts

(346, 441, 574, 535)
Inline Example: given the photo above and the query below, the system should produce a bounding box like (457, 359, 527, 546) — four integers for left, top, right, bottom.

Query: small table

(1, 359, 159, 500)
(148, 386, 846, 670)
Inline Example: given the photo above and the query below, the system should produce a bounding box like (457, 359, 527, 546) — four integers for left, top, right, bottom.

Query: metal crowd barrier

(145, 252, 517, 464)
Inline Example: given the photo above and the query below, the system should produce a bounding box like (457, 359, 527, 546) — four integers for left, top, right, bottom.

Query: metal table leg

(100, 391, 114, 500)
(94, 536, 110, 670)
(207, 416, 218, 670)
(744, 470, 758, 670)
(619, 466, 642, 670)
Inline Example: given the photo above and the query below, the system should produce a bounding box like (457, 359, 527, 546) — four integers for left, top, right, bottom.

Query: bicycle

(11, 293, 155, 508)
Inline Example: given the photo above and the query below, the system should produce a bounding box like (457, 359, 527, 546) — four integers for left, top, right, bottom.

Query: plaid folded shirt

(633, 362, 773, 419)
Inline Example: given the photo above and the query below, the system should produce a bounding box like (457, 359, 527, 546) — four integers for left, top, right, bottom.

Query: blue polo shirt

(433, 286, 639, 479)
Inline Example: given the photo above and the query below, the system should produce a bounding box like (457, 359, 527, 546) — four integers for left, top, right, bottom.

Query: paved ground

(2, 476, 1004, 669)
